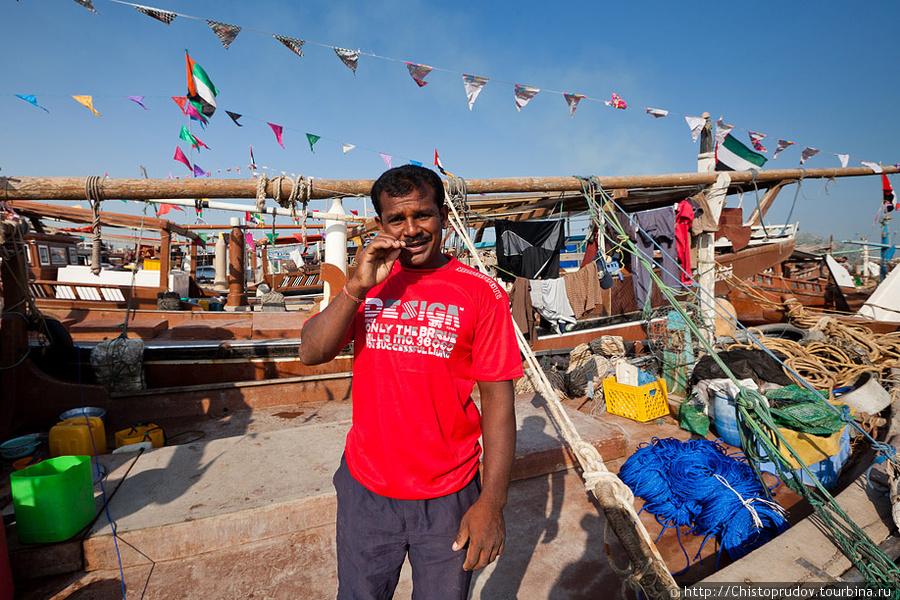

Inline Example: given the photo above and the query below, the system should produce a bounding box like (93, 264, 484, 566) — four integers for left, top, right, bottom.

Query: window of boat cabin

(49, 247, 67, 266)
(37, 245, 50, 266)
(68, 247, 77, 264)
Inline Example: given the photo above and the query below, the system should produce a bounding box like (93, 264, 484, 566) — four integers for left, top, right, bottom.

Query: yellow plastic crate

(602, 377, 669, 422)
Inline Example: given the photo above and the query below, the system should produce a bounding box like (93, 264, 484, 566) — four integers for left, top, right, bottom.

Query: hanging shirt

(631, 206, 679, 309)
(494, 219, 565, 281)
(675, 200, 695, 285)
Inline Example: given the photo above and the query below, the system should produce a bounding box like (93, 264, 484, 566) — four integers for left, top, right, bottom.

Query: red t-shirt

(344, 257, 523, 500)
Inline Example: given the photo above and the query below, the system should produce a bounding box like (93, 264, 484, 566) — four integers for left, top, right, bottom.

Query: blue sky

(3, 0, 899, 245)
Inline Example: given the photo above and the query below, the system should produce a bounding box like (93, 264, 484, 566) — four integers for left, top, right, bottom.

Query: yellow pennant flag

(72, 95, 102, 116)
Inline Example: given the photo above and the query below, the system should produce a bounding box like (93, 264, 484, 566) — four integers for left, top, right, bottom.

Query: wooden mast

(3, 166, 897, 201)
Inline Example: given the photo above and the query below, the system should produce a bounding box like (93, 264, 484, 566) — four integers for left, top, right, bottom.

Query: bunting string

(22, 0, 900, 174)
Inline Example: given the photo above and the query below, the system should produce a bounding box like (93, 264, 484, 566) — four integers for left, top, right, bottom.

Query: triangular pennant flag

(225, 110, 243, 126)
(249, 145, 257, 169)
(406, 62, 434, 87)
(193, 163, 208, 178)
(716, 134, 767, 171)
(380, 153, 392, 169)
(245, 233, 256, 251)
(341, 143, 355, 154)
(135, 5, 176, 24)
(157, 203, 171, 216)
(714, 117, 734, 144)
(799, 147, 819, 165)
(126, 95, 148, 110)
(185, 51, 217, 119)
(685, 116, 706, 142)
(274, 34, 305, 57)
(334, 47, 359, 73)
(184, 102, 207, 126)
(835, 154, 849, 168)
(173, 146, 192, 170)
(462, 74, 489, 110)
(645, 107, 668, 118)
(563, 93, 584, 118)
(198, 233, 208, 247)
(748, 131, 767, 153)
(267, 123, 285, 149)
(773, 140, 795, 159)
(172, 96, 188, 114)
(207, 20, 241, 49)
(514, 84, 539, 111)
(306, 133, 320, 153)
(73, 0, 98, 13)
(409, 160, 423, 167)
(179, 125, 198, 147)
(72, 95, 101, 116)
(861, 161, 882, 173)
(16, 94, 50, 113)
(266, 233, 277, 245)
(605, 93, 627, 109)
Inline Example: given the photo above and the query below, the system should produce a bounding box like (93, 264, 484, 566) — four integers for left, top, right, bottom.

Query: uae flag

(716, 134, 767, 172)
(186, 51, 218, 120)
(883, 174, 897, 213)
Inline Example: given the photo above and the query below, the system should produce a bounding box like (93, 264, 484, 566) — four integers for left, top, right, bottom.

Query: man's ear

(375, 215, 384, 233)
(440, 204, 449, 229)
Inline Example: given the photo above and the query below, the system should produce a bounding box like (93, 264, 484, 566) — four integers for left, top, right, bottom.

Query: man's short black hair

(370, 165, 444, 216)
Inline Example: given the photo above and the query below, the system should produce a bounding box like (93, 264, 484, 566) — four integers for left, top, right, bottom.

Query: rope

(441, 185, 679, 599)
(86, 175, 103, 276)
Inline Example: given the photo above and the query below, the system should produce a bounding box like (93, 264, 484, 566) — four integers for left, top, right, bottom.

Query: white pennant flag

(645, 107, 668, 118)
(462, 74, 489, 110)
(341, 143, 355, 154)
(861, 161, 883, 173)
(514, 84, 539, 112)
(835, 154, 849, 168)
(714, 117, 734, 144)
(685, 116, 707, 143)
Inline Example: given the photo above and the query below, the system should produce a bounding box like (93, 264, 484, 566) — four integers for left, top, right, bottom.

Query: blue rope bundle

(619, 437, 789, 569)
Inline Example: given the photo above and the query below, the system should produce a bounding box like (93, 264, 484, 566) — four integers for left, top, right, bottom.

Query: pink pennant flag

(748, 131, 767, 153)
(605, 93, 627, 109)
(127, 95, 148, 110)
(799, 147, 819, 165)
(564, 93, 585, 118)
(714, 117, 734, 144)
(380, 153, 392, 169)
(184, 102, 204, 121)
(462, 74, 489, 110)
(773, 139, 795, 159)
(268, 123, 285, 149)
(514, 84, 539, 111)
(645, 107, 668, 118)
(72, 95, 101, 116)
(245, 233, 256, 251)
(207, 20, 241, 49)
(173, 146, 192, 170)
(406, 63, 433, 87)
(685, 116, 706, 142)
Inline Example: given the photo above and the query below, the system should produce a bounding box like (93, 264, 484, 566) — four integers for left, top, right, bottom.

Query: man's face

(375, 186, 449, 269)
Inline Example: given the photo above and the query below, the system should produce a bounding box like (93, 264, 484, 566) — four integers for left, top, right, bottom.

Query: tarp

(858, 264, 900, 322)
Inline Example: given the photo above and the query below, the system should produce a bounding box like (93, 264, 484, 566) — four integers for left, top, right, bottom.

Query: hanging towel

(510, 277, 537, 342)
(529, 278, 576, 332)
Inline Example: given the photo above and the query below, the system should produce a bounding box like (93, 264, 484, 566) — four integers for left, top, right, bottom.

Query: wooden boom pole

(2, 165, 897, 201)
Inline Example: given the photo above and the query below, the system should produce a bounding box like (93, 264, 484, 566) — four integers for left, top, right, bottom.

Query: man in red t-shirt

(300, 165, 522, 599)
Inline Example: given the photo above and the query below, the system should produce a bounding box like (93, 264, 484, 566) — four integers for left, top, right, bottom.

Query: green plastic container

(11, 455, 95, 544)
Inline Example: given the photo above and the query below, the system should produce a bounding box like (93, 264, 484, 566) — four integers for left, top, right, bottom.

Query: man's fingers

(452, 525, 469, 552)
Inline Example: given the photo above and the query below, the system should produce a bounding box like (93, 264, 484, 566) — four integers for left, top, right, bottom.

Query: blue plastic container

(713, 391, 743, 447)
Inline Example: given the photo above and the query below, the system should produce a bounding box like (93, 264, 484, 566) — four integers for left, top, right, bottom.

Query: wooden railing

(30, 279, 129, 303)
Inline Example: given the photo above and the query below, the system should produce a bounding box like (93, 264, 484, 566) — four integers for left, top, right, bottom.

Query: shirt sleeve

(471, 284, 524, 382)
